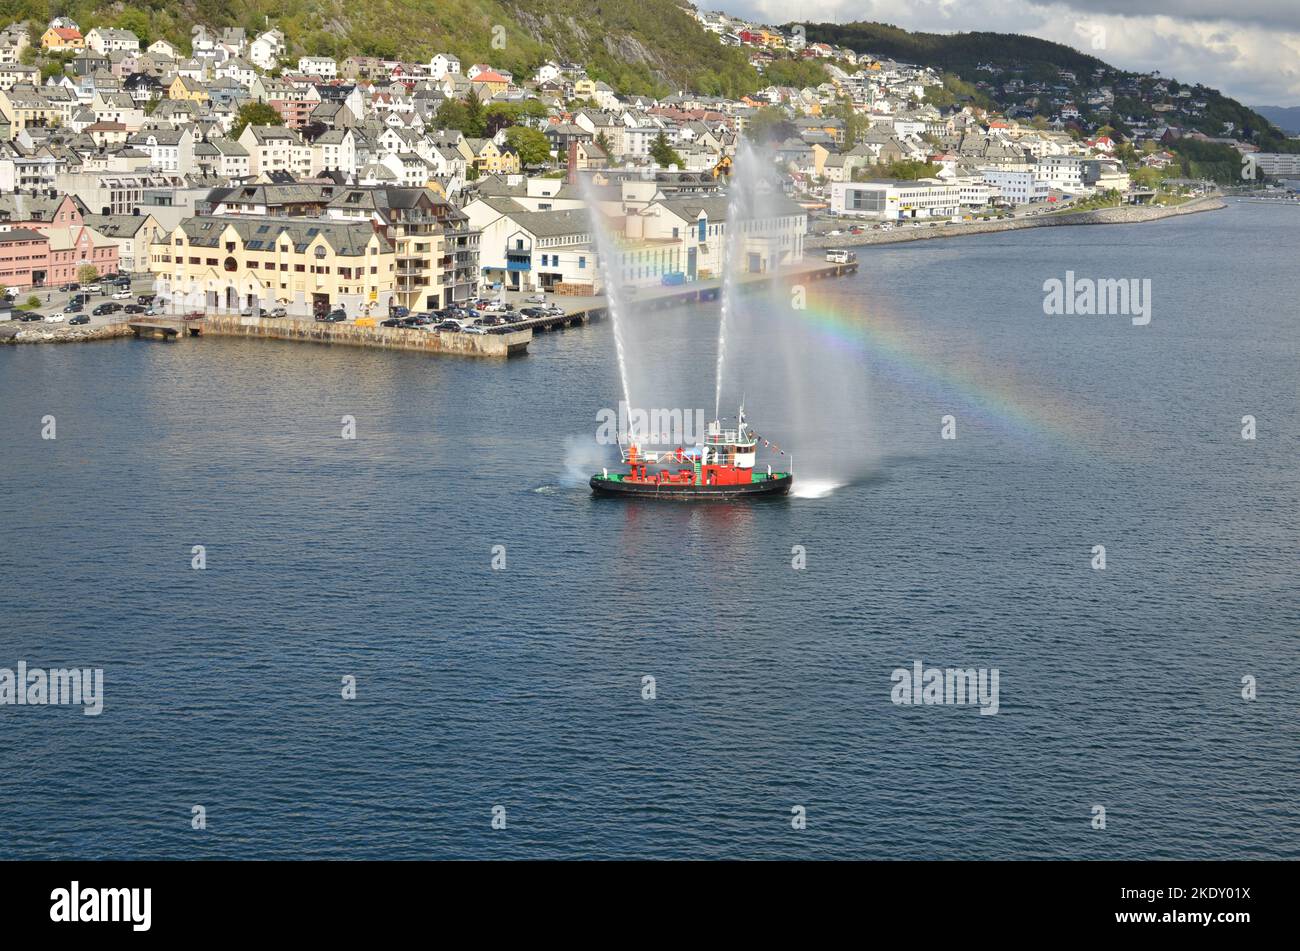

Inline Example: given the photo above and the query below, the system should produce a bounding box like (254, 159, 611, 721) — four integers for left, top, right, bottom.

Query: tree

(594, 131, 613, 157)
(436, 94, 485, 138)
(463, 90, 485, 138)
(114, 10, 151, 48)
(880, 160, 942, 180)
(77, 265, 99, 285)
(504, 126, 552, 167)
(746, 106, 796, 145)
(232, 102, 283, 138)
(650, 131, 683, 169)
(827, 96, 867, 146)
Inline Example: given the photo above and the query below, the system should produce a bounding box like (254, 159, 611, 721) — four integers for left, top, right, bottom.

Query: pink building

(0, 228, 52, 288)
(0, 195, 119, 287)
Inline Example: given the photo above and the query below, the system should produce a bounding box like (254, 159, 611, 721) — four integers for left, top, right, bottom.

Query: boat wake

(791, 478, 843, 499)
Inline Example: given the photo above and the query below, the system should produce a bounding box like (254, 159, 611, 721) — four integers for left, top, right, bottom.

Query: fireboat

(590, 408, 793, 500)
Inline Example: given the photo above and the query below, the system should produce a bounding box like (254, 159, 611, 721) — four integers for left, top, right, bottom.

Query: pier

(128, 319, 202, 340)
(529, 259, 859, 325)
(199, 313, 530, 357)
(104, 259, 860, 354)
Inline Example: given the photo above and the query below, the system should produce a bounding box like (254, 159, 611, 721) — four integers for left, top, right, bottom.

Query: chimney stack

(566, 139, 578, 186)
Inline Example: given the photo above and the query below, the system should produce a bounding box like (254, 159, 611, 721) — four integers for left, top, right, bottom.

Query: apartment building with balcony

(150, 215, 396, 317)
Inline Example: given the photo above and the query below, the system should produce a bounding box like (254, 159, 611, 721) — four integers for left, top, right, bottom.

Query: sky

(712, 0, 1300, 106)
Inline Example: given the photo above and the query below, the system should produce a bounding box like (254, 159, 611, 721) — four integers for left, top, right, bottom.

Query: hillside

(798, 20, 1297, 152)
(1, 0, 760, 97)
(1253, 106, 1300, 135)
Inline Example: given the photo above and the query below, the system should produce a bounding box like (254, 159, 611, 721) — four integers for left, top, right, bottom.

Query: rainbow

(789, 287, 1099, 446)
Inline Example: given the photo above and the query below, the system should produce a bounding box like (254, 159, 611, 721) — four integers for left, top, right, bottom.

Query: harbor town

(0, 10, 1290, 346)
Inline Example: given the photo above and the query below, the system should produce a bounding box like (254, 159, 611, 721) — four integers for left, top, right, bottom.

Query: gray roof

(177, 215, 390, 256)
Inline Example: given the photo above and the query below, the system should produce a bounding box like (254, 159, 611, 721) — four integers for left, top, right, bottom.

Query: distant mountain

(1252, 106, 1300, 135)
(799, 20, 1296, 151)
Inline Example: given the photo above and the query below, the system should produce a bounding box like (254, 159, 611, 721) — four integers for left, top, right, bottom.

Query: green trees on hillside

(231, 102, 283, 137)
(504, 127, 551, 166)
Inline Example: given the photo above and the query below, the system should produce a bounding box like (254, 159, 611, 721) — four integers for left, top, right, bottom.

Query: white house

(237, 124, 311, 178)
(85, 28, 139, 55)
(429, 54, 461, 81)
(249, 30, 285, 71)
(297, 56, 337, 79)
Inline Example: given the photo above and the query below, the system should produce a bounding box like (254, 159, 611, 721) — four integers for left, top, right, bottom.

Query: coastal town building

(830, 180, 962, 220)
(0, 9, 1170, 304)
(151, 215, 397, 317)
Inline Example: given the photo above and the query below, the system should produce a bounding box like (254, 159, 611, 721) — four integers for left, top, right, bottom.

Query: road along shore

(806, 195, 1226, 250)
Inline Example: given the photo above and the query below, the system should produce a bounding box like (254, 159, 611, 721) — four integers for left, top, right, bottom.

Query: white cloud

(715, 0, 1300, 105)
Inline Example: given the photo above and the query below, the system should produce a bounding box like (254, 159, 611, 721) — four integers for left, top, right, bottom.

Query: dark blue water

(2, 203, 1296, 859)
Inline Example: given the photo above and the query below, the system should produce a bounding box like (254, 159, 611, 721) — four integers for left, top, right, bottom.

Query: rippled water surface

(1, 203, 1296, 859)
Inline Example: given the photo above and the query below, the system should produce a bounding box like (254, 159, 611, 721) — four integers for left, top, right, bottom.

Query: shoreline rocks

(1, 321, 135, 345)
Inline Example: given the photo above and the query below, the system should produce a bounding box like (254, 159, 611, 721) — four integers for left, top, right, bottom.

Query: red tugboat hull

(590, 472, 792, 500)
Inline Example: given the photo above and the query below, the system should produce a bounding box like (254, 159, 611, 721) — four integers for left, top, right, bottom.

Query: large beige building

(151, 216, 396, 318)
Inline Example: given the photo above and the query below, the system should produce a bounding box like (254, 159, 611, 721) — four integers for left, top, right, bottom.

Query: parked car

(436, 320, 462, 332)
(92, 302, 122, 316)
(112, 290, 132, 300)
(68, 314, 90, 325)
(86, 284, 102, 294)
(502, 313, 525, 324)
(389, 306, 410, 319)
(316, 309, 346, 322)
(59, 282, 79, 292)
(478, 314, 504, 326)
(136, 294, 155, 305)
(381, 317, 403, 327)
(63, 302, 83, 314)
(269, 307, 287, 318)
(520, 307, 546, 318)
(43, 312, 65, 323)
(525, 293, 546, 304)
(18, 311, 43, 322)
(462, 323, 487, 335)
(124, 303, 147, 314)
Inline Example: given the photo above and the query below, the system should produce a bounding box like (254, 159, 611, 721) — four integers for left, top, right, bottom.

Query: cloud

(713, 0, 1300, 105)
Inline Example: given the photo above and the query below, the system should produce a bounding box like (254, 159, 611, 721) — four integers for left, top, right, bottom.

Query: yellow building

(571, 77, 596, 101)
(168, 76, 209, 103)
(41, 26, 84, 51)
(150, 216, 396, 318)
(463, 138, 520, 176)
(0, 86, 61, 140)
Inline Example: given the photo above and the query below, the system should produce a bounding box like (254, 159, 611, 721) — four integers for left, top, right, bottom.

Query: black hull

(590, 474, 792, 501)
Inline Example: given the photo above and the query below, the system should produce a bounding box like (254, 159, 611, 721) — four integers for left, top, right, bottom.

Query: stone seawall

(199, 314, 531, 357)
(807, 196, 1227, 249)
(1, 321, 135, 345)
